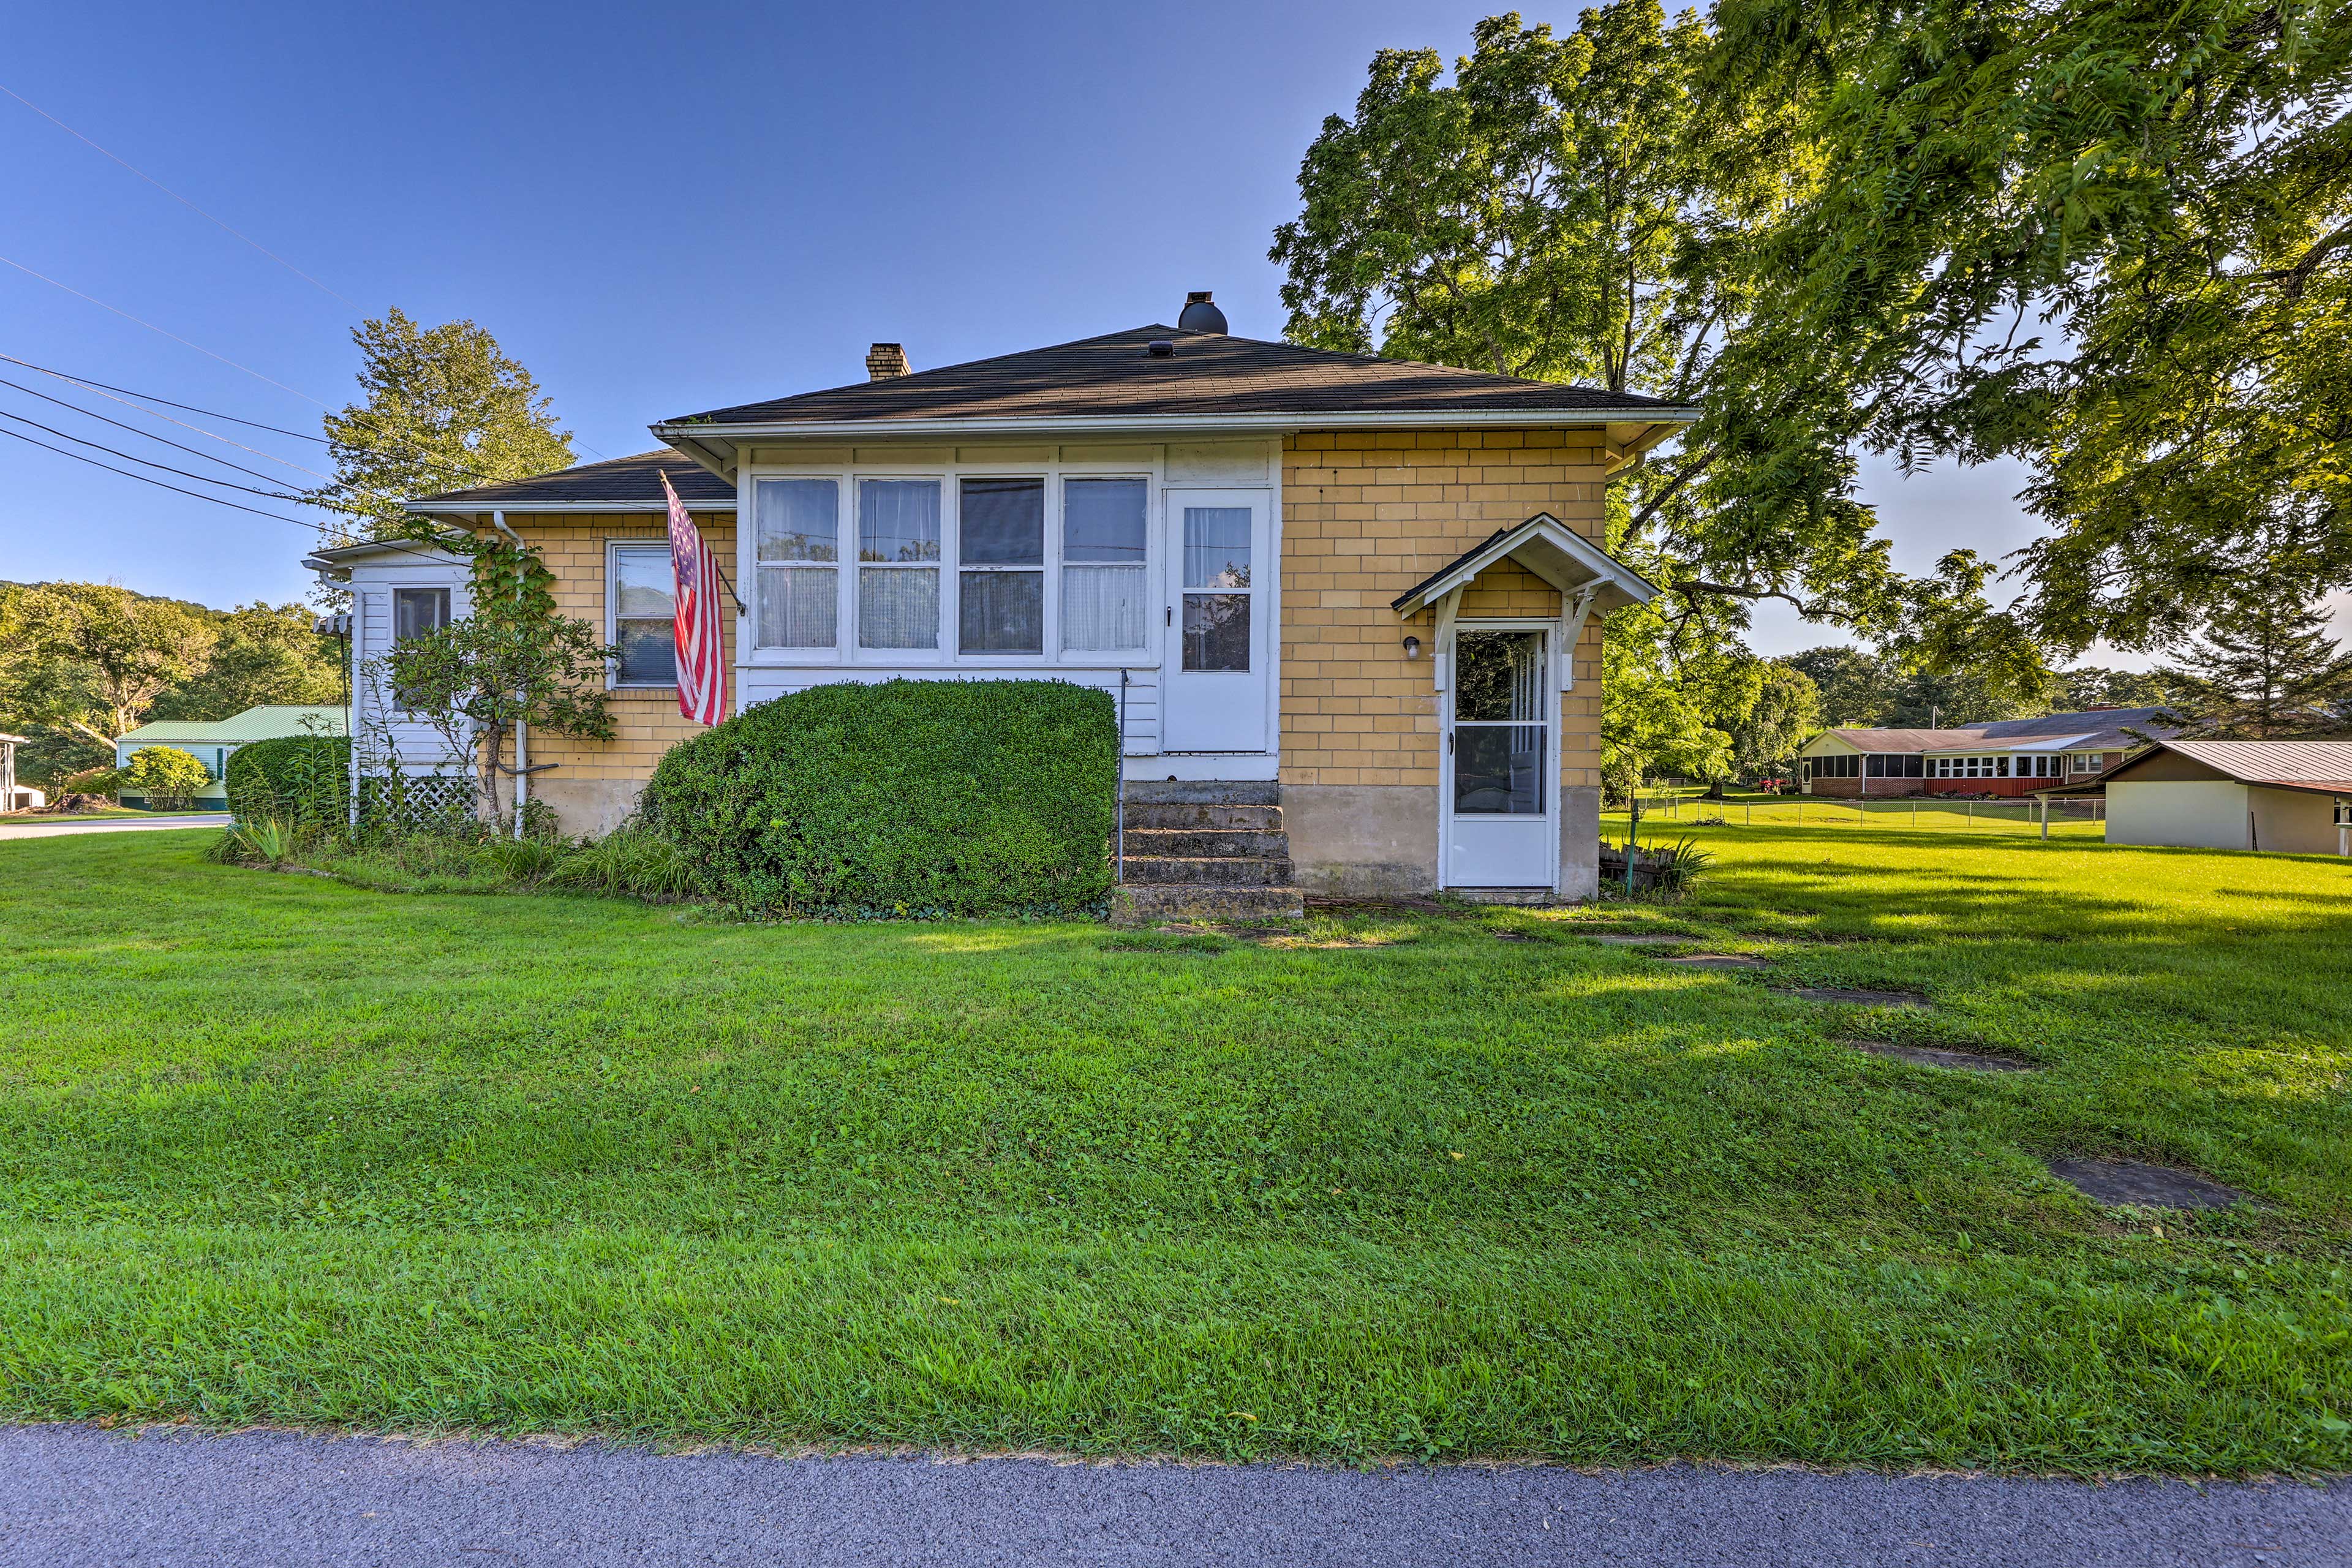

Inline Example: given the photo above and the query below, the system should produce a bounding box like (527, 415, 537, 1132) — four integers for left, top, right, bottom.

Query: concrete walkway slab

(0, 815, 228, 841)
(0, 1426, 2340, 1567)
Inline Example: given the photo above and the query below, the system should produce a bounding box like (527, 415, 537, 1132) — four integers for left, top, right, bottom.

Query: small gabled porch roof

(1389, 512, 1661, 619)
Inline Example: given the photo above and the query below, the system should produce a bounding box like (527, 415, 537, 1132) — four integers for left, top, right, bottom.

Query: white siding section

(735, 664, 1161, 755)
(2106, 780, 2250, 850)
(345, 557, 474, 777)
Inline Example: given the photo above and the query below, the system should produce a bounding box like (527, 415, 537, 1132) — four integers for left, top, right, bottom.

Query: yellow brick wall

(1280, 429, 1608, 791)
(494, 511, 738, 787)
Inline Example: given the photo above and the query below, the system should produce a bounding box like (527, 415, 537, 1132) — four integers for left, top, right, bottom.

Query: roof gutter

(404, 499, 738, 516)
(651, 408, 1700, 442)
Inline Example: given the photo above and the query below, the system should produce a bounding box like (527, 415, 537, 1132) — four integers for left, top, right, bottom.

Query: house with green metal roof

(115, 706, 346, 809)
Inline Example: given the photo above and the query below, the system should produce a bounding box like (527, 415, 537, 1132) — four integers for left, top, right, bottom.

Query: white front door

(1442, 625, 1556, 889)
(1162, 489, 1268, 752)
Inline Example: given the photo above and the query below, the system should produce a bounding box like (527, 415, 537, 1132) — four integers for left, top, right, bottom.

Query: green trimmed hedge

(642, 678, 1117, 917)
(225, 735, 351, 827)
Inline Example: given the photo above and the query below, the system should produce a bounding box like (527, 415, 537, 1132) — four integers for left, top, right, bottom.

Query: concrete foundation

(1282, 783, 1440, 897)
(1284, 780, 1604, 902)
(529, 775, 644, 837)
(1558, 783, 1600, 902)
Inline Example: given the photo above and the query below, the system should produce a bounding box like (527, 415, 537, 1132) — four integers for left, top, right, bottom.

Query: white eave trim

(652, 407, 1699, 442)
(404, 500, 737, 515)
(1391, 511, 1662, 617)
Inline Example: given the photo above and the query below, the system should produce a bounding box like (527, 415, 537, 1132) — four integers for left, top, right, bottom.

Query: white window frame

(606, 539, 678, 689)
(854, 474, 949, 657)
(736, 454, 1163, 673)
(749, 475, 846, 659)
(954, 473, 1048, 658)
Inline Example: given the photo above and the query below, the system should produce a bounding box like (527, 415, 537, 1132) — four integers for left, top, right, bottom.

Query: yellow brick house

(312, 296, 1687, 907)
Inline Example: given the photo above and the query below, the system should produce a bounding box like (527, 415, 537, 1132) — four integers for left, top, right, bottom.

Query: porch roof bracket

(1431, 586, 1463, 693)
(1558, 584, 1601, 695)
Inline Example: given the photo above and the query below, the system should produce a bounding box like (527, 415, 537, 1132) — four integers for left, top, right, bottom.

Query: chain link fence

(1616, 793, 2105, 834)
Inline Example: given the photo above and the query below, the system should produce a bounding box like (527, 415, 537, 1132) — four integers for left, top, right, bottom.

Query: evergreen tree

(311, 309, 574, 536)
(2166, 595, 2351, 738)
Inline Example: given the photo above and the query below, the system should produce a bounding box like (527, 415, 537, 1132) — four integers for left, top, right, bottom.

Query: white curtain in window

(757, 565, 838, 649)
(860, 567, 939, 650)
(1059, 565, 1146, 652)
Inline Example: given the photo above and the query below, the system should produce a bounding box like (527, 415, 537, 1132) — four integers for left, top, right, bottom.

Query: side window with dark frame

(390, 587, 451, 712)
(610, 543, 679, 687)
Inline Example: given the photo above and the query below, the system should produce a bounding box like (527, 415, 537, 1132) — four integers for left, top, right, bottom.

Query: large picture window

(858, 479, 941, 650)
(609, 543, 677, 686)
(1061, 478, 1147, 652)
(755, 479, 839, 649)
(959, 477, 1044, 654)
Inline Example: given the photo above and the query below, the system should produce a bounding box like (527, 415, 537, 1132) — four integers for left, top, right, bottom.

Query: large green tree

(311, 309, 575, 536)
(0, 582, 216, 743)
(146, 602, 342, 721)
(1705, 0, 2352, 654)
(1273, 6, 2041, 654)
(1273, 4, 2052, 785)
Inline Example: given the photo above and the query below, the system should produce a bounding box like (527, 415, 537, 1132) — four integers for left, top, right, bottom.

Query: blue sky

(4, 0, 2277, 665)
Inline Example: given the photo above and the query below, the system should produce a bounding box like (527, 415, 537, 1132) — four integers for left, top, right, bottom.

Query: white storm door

(1163, 491, 1268, 752)
(1443, 626, 1555, 888)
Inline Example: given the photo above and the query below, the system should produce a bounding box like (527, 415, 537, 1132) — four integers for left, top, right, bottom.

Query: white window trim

(854, 474, 949, 658)
(737, 454, 1163, 673)
(748, 475, 846, 660)
(606, 538, 679, 690)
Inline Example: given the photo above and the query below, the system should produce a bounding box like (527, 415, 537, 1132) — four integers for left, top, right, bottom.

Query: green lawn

(1, 824, 2348, 1472)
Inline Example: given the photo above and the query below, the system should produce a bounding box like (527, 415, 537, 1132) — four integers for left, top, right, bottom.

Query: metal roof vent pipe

(866, 343, 910, 381)
(1178, 291, 1227, 334)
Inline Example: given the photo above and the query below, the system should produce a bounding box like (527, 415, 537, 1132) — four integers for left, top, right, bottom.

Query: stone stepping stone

(2046, 1157, 2247, 1210)
(1852, 1041, 2034, 1072)
(1654, 953, 1771, 971)
(1776, 986, 1930, 1008)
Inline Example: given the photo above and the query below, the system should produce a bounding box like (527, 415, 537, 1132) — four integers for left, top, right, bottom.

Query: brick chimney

(865, 343, 910, 381)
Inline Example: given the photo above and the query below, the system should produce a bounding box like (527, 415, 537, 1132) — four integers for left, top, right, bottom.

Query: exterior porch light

(1403, 635, 1422, 660)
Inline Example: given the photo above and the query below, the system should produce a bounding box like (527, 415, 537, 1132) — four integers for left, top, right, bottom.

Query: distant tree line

(0, 581, 345, 790)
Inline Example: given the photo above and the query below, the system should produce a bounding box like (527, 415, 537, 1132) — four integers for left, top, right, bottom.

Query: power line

(0, 353, 506, 493)
(0, 423, 327, 529)
(0, 353, 326, 442)
(0, 405, 306, 499)
(0, 421, 462, 568)
(0, 253, 325, 406)
(0, 372, 308, 487)
(0, 83, 355, 310)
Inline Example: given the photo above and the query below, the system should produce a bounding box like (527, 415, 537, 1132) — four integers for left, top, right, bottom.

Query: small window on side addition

(2335, 797, 2351, 827)
(611, 544, 679, 687)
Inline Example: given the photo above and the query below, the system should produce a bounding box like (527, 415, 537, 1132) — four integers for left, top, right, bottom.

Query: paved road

(1, 1427, 2342, 1567)
(0, 814, 227, 840)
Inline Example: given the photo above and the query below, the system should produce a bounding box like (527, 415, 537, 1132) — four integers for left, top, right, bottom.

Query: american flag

(660, 470, 727, 726)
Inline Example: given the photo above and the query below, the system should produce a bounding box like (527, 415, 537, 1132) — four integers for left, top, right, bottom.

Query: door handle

(1166, 606, 1174, 626)
(1446, 733, 1454, 755)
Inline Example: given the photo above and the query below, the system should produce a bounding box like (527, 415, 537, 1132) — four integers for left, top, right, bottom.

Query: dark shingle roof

(1818, 707, 2189, 755)
(664, 326, 1693, 428)
(409, 451, 736, 511)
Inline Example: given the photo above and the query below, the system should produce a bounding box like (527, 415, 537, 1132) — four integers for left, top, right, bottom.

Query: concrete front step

(1114, 883, 1305, 921)
(1123, 827, 1290, 859)
(1123, 802, 1283, 832)
(1120, 854, 1295, 887)
(1123, 779, 1280, 807)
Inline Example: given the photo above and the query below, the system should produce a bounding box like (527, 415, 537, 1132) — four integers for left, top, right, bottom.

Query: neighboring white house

(2067, 739, 2352, 856)
(115, 705, 348, 809)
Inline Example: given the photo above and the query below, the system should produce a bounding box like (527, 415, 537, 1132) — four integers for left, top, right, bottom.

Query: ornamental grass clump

(641, 678, 1117, 918)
